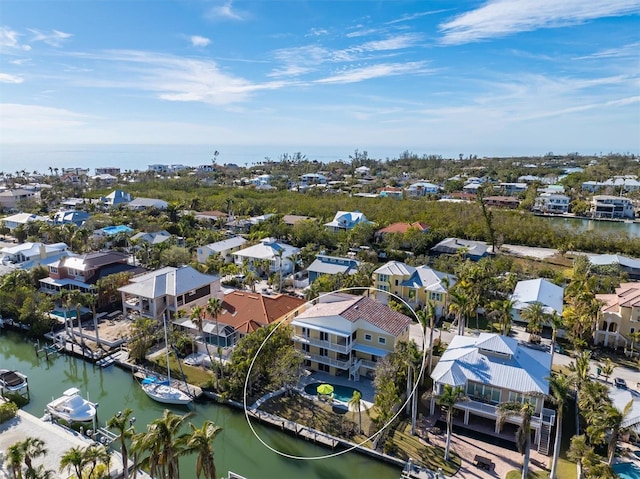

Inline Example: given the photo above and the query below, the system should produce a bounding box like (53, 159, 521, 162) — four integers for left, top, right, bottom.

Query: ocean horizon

(0, 143, 420, 175)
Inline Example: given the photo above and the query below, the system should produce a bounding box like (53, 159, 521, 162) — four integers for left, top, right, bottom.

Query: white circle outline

(242, 286, 428, 461)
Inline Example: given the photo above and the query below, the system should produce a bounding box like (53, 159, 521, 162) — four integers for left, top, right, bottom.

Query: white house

(233, 237, 300, 275)
(406, 181, 440, 197)
(0, 212, 49, 230)
(430, 333, 555, 454)
(324, 211, 373, 232)
(197, 236, 248, 264)
(1, 242, 70, 269)
(533, 193, 570, 214)
(591, 195, 635, 219)
(510, 278, 564, 323)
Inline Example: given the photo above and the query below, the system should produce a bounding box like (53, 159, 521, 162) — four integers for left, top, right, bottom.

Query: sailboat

(140, 313, 193, 405)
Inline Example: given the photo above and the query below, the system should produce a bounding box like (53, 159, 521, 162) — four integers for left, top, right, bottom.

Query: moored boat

(46, 387, 98, 424)
(140, 376, 193, 405)
(0, 369, 29, 397)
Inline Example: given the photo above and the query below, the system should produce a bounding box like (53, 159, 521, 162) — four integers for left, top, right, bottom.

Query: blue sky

(1, 0, 639, 158)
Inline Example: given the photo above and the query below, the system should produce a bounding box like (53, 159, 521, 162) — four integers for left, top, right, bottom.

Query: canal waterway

(540, 215, 640, 237)
(0, 331, 401, 479)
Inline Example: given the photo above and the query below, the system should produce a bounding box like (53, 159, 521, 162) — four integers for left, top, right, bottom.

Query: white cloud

(386, 10, 452, 25)
(28, 29, 73, 47)
(0, 73, 23, 83)
(0, 104, 88, 135)
(307, 28, 329, 37)
(0, 27, 31, 51)
(206, 1, 245, 21)
(315, 62, 429, 84)
(267, 65, 315, 78)
(190, 35, 211, 48)
(355, 33, 423, 52)
(575, 41, 640, 60)
(439, 0, 640, 45)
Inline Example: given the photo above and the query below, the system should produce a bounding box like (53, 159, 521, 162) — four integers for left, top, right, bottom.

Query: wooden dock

(247, 409, 339, 449)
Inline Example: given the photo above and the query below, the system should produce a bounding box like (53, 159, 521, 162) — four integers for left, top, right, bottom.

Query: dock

(247, 408, 340, 448)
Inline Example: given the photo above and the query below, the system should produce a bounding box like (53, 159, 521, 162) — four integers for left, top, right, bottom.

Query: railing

(359, 359, 377, 369)
(303, 353, 350, 370)
(292, 335, 352, 354)
(456, 400, 556, 426)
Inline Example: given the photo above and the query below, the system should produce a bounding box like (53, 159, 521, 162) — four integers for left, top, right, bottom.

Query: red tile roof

(376, 221, 429, 235)
(339, 295, 411, 336)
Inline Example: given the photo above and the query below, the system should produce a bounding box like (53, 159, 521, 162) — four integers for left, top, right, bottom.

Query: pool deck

(298, 370, 375, 411)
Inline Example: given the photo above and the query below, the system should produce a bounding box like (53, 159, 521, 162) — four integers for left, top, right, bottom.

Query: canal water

(540, 216, 640, 237)
(0, 331, 400, 479)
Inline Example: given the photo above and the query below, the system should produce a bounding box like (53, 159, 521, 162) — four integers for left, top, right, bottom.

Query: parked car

(614, 377, 628, 389)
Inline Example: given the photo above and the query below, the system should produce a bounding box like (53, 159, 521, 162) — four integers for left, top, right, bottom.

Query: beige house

(595, 282, 640, 350)
(289, 293, 411, 380)
(373, 261, 455, 316)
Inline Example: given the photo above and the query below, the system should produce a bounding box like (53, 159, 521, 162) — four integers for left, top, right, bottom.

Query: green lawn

(505, 470, 548, 479)
(151, 355, 214, 387)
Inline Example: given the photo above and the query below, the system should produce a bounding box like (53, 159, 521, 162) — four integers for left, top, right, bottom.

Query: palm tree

(547, 374, 573, 479)
(521, 302, 548, 340)
(348, 391, 363, 434)
(604, 399, 634, 465)
(107, 408, 136, 479)
(19, 437, 47, 477)
(549, 314, 564, 363)
(436, 384, 467, 461)
(182, 420, 223, 479)
(206, 297, 224, 383)
(7, 441, 25, 479)
(59, 446, 84, 479)
(83, 292, 101, 350)
(599, 357, 615, 383)
(417, 300, 437, 376)
(448, 289, 470, 336)
(628, 330, 640, 358)
(489, 298, 516, 336)
(138, 409, 192, 479)
(497, 401, 535, 479)
(569, 350, 592, 390)
(82, 444, 111, 479)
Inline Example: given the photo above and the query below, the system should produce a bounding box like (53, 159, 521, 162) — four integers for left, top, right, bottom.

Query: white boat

(0, 369, 28, 395)
(140, 376, 193, 405)
(46, 387, 98, 423)
(140, 313, 193, 406)
(184, 352, 207, 366)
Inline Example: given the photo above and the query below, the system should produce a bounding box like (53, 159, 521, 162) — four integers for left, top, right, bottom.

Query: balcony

(359, 359, 377, 369)
(455, 400, 556, 427)
(303, 353, 350, 370)
(292, 335, 352, 354)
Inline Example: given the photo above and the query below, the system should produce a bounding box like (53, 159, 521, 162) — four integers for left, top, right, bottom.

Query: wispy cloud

(190, 35, 211, 48)
(267, 65, 314, 78)
(315, 61, 429, 84)
(439, 0, 640, 45)
(0, 27, 31, 52)
(306, 27, 328, 37)
(386, 10, 452, 25)
(1, 103, 88, 129)
(206, 1, 246, 21)
(28, 29, 73, 47)
(66, 50, 284, 105)
(0, 73, 24, 83)
(575, 41, 640, 59)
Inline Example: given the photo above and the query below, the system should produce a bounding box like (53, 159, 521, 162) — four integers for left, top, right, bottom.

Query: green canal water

(0, 331, 401, 479)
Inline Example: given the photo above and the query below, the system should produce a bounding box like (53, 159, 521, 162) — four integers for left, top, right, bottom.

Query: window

(301, 327, 309, 337)
(378, 337, 386, 345)
(364, 334, 372, 341)
(302, 344, 310, 352)
(408, 289, 416, 300)
(429, 292, 443, 302)
(320, 331, 328, 341)
(466, 383, 501, 404)
(379, 284, 389, 292)
(378, 274, 388, 283)
(319, 348, 328, 357)
(319, 364, 330, 372)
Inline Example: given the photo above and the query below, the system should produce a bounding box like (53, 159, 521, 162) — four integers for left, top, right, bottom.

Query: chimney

(40, 243, 47, 259)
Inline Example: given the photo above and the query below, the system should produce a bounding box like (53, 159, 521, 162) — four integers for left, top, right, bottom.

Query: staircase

(538, 422, 552, 456)
(349, 359, 362, 381)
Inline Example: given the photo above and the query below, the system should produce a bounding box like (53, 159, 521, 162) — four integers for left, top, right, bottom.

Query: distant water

(0, 144, 406, 174)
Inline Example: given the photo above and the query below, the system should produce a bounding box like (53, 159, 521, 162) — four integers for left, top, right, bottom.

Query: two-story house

(510, 278, 564, 324)
(431, 333, 556, 455)
(1, 242, 69, 270)
(289, 293, 411, 380)
(197, 236, 247, 265)
(119, 266, 222, 320)
(324, 211, 373, 232)
(306, 254, 361, 283)
(40, 251, 144, 308)
(373, 261, 455, 316)
(591, 195, 635, 219)
(233, 238, 300, 276)
(595, 282, 640, 350)
(533, 193, 570, 214)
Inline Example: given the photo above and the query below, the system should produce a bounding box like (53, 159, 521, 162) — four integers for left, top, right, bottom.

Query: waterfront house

(174, 290, 305, 348)
(289, 293, 411, 380)
(430, 333, 555, 455)
(119, 266, 222, 320)
(590, 195, 635, 219)
(306, 254, 361, 284)
(373, 261, 455, 316)
(126, 197, 168, 211)
(378, 186, 404, 199)
(324, 210, 373, 232)
(299, 173, 327, 187)
(510, 278, 564, 324)
(496, 182, 528, 196)
(594, 282, 640, 350)
(484, 196, 521, 209)
(94, 167, 121, 176)
(197, 236, 247, 264)
(233, 237, 300, 276)
(0, 212, 48, 231)
(533, 193, 570, 214)
(430, 238, 490, 261)
(40, 251, 144, 308)
(0, 242, 69, 269)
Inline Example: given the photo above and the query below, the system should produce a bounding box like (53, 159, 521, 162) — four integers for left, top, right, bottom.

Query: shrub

(0, 401, 18, 423)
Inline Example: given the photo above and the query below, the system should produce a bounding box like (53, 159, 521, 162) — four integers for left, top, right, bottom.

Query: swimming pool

(50, 309, 78, 319)
(304, 382, 361, 403)
(613, 462, 640, 479)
